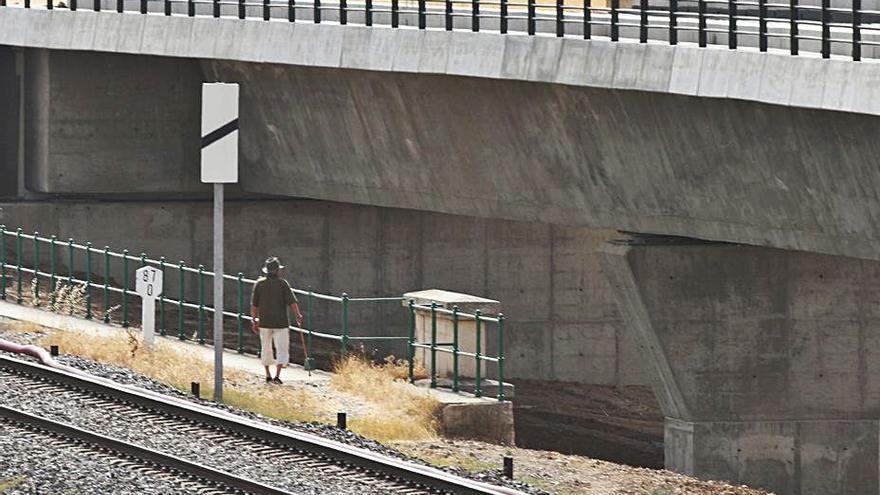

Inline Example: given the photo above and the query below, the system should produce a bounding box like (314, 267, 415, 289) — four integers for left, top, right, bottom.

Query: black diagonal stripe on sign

(201, 118, 239, 148)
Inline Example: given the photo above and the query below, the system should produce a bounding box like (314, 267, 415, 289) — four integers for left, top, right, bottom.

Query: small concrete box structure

(403, 289, 500, 380)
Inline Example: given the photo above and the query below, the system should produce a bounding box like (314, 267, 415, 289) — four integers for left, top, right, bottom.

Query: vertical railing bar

(407, 299, 416, 383)
(583, 0, 590, 39)
(527, 0, 536, 34)
(500, 0, 508, 33)
(852, 0, 861, 61)
(391, 0, 398, 27)
(118, 0, 124, 14)
(178, 261, 186, 340)
(758, 0, 767, 51)
(214, 0, 220, 17)
(1, 226, 7, 301)
(198, 264, 205, 345)
(122, 249, 129, 325)
(497, 313, 505, 401)
(728, 0, 736, 49)
(472, 0, 479, 31)
(430, 302, 437, 389)
(556, 0, 564, 37)
(24, 0, 30, 8)
(32, 232, 39, 306)
(446, 0, 453, 30)
(48, 0, 53, 11)
(789, 0, 798, 54)
(341, 293, 350, 358)
(418, 0, 425, 28)
(263, 0, 270, 20)
(289, 0, 295, 21)
(188, 0, 195, 17)
(365, 0, 372, 25)
(821, 0, 830, 58)
(474, 310, 482, 397)
(71, 0, 77, 11)
(306, 288, 314, 369)
(670, 0, 678, 45)
(93, 0, 99, 13)
(239, 0, 245, 19)
(103, 246, 110, 323)
(452, 306, 459, 393)
(339, 0, 347, 24)
(85, 243, 92, 319)
(139, 0, 146, 14)
(315, 0, 322, 24)
(159, 257, 166, 335)
(639, 0, 647, 42)
(698, 0, 707, 47)
(610, 0, 619, 41)
(165, 0, 171, 15)
(237, 273, 244, 353)
(15, 229, 22, 304)
(49, 236, 57, 307)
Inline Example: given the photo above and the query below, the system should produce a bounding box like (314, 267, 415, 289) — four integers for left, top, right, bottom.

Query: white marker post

(201, 82, 240, 402)
(135, 266, 163, 347)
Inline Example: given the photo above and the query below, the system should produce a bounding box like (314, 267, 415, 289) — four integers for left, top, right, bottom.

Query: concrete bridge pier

(599, 236, 880, 495)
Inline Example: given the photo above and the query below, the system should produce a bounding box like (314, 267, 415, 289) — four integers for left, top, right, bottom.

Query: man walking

(250, 256, 304, 384)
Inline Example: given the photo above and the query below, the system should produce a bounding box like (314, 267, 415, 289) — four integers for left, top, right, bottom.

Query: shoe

(272, 377, 283, 385)
(265, 376, 272, 383)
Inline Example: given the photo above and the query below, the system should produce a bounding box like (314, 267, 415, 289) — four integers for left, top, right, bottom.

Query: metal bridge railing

(0, 225, 507, 400)
(2, 0, 879, 61)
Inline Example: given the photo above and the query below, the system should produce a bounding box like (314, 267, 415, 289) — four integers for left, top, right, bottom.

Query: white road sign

(135, 266, 163, 346)
(200, 83, 240, 184)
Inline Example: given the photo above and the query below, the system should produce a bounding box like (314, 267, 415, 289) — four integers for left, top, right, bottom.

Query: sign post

(201, 82, 240, 402)
(135, 266, 163, 347)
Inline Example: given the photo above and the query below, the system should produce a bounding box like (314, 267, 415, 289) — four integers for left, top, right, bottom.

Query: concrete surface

(7, 47, 880, 261)
(0, 199, 641, 387)
(599, 238, 880, 494)
(0, 298, 516, 445)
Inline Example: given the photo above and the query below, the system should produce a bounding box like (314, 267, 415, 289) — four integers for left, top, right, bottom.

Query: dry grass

(36, 329, 325, 423)
(331, 356, 440, 443)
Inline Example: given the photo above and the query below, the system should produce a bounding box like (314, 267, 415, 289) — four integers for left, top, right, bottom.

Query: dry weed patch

(332, 356, 440, 443)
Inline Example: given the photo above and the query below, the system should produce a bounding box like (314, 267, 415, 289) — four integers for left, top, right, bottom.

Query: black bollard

(503, 456, 513, 479)
(191, 381, 200, 398)
(337, 412, 347, 430)
(49, 345, 59, 357)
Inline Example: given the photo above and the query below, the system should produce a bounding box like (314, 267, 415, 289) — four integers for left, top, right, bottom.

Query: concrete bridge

(2, 3, 880, 494)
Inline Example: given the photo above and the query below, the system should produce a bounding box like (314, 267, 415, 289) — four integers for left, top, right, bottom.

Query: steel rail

(0, 404, 298, 495)
(0, 354, 526, 495)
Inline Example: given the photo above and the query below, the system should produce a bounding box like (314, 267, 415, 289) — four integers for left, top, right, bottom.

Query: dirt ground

(393, 439, 772, 495)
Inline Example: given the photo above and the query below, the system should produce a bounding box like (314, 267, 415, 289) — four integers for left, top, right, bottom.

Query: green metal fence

(0, 225, 506, 400)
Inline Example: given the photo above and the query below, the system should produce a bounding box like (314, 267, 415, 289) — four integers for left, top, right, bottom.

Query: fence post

(789, 0, 798, 55)
(821, 0, 830, 58)
(341, 293, 349, 358)
(306, 288, 314, 369)
(669, 0, 677, 45)
(408, 299, 416, 383)
(758, 0, 767, 51)
(178, 261, 186, 340)
(365, 0, 372, 25)
(315, 0, 321, 23)
(50, 236, 57, 307)
(214, 0, 220, 17)
(497, 313, 505, 401)
(474, 310, 482, 397)
(289, 0, 295, 21)
(1, 225, 7, 301)
(85, 243, 92, 319)
(445, 0, 452, 30)
(430, 302, 437, 389)
(188, 0, 194, 16)
(452, 306, 459, 393)
(340, 0, 347, 24)
(165, 0, 170, 16)
(501, 0, 508, 33)
(103, 246, 110, 323)
(263, 0, 270, 20)
(639, 0, 647, 42)
(698, 0, 707, 47)
(418, 0, 425, 29)
(556, 0, 563, 37)
(15, 229, 22, 304)
(239, 0, 245, 18)
(473, 0, 480, 32)
(237, 273, 244, 353)
(159, 257, 166, 335)
(122, 249, 129, 325)
(583, 0, 589, 39)
(391, 0, 398, 27)
(198, 264, 205, 345)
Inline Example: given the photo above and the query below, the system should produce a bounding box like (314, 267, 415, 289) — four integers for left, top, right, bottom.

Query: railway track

(0, 354, 526, 495)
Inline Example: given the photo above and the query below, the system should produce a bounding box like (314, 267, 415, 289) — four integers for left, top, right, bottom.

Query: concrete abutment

(599, 238, 880, 494)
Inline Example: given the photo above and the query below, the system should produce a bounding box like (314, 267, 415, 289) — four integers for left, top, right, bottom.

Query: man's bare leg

(275, 364, 283, 380)
(264, 366, 272, 381)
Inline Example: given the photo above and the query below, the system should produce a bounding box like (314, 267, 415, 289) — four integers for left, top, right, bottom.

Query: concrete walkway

(0, 299, 514, 443)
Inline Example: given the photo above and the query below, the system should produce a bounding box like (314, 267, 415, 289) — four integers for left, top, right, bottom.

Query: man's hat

(262, 256, 285, 274)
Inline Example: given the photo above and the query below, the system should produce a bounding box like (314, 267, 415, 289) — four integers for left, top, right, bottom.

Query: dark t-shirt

(251, 276, 297, 328)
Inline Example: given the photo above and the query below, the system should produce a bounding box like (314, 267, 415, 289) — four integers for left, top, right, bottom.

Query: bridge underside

(11, 47, 880, 260)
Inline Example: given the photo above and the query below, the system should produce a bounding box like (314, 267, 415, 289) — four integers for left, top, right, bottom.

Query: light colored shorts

(259, 327, 289, 367)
